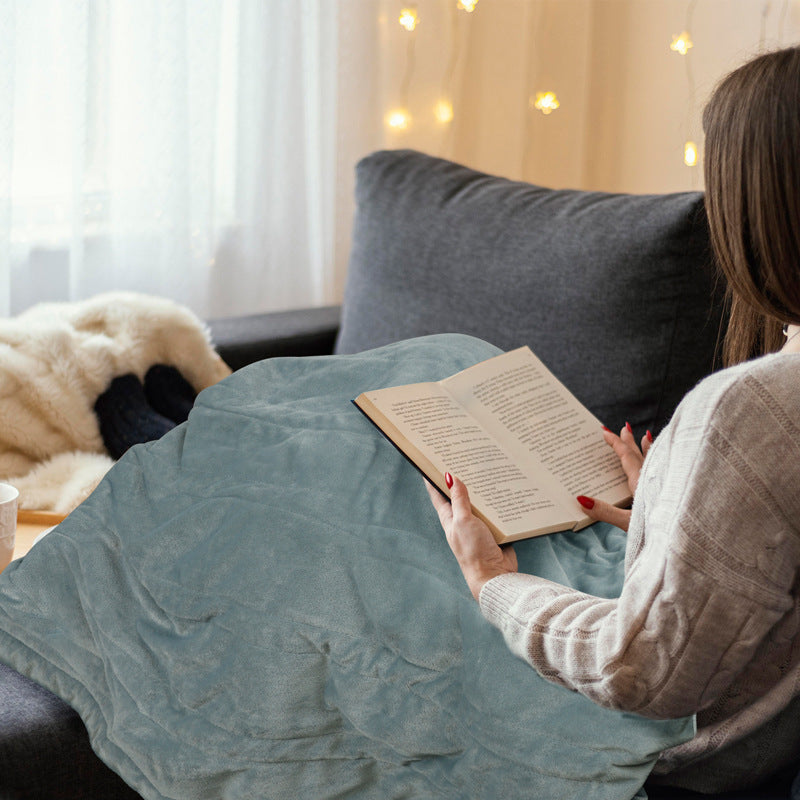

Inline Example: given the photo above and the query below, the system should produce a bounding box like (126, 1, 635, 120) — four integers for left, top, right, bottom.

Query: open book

(354, 347, 631, 544)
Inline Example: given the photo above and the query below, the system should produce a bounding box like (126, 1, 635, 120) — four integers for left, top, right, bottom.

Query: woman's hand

(576, 423, 652, 532)
(426, 473, 517, 601)
(605, 422, 652, 496)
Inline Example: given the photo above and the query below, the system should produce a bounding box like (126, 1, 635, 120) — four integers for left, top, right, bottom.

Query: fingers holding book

(601, 423, 652, 496)
(425, 474, 517, 601)
(577, 422, 650, 532)
(425, 421, 648, 593)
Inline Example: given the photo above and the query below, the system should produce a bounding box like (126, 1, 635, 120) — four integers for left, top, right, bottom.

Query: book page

(357, 382, 577, 539)
(442, 348, 630, 508)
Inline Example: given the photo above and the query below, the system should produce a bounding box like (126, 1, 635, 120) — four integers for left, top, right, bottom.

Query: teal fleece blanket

(0, 334, 693, 799)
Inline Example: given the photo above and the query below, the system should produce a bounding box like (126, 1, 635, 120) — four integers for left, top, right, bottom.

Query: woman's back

(480, 352, 800, 792)
(636, 353, 800, 790)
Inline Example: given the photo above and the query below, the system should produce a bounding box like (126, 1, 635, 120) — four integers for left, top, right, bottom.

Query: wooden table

(12, 510, 68, 562)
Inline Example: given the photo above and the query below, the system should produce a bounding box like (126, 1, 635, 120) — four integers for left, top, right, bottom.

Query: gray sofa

(2, 149, 797, 799)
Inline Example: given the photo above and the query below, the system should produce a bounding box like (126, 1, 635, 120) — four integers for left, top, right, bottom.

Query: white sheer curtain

(0, 0, 339, 318)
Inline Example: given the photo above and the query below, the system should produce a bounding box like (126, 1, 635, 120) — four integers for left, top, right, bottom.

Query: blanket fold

(0, 334, 693, 799)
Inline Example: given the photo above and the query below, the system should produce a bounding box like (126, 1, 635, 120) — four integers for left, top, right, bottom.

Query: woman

(427, 46, 800, 794)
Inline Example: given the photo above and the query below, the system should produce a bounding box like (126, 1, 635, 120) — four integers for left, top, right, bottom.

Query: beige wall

(583, 0, 800, 193)
(364, 0, 800, 193)
(330, 0, 800, 302)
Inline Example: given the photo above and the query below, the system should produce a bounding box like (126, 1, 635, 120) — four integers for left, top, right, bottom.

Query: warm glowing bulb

(434, 99, 454, 124)
(399, 8, 419, 31)
(684, 140, 698, 166)
(670, 31, 693, 55)
(386, 109, 411, 130)
(457, 0, 479, 12)
(532, 91, 560, 115)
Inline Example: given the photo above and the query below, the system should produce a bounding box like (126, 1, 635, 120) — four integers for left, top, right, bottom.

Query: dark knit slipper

(143, 364, 197, 424)
(94, 373, 176, 460)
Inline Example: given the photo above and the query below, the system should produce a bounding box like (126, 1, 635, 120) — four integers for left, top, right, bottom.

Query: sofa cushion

(336, 150, 725, 435)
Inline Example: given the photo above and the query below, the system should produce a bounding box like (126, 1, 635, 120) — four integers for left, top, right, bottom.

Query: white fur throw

(0, 292, 231, 512)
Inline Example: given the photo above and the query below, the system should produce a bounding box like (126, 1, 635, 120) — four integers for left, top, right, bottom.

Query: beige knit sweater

(479, 353, 800, 793)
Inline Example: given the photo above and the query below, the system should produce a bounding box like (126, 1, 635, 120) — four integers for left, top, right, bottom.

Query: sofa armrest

(208, 305, 341, 370)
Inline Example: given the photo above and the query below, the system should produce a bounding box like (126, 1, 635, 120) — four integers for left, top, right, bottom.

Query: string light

(386, 109, 411, 130)
(673, 0, 698, 175)
(434, 99, 454, 124)
(670, 31, 693, 55)
(387, 3, 419, 133)
(399, 8, 419, 32)
(434, 3, 462, 136)
(532, 91, 560, 115)
(385, 0, 722, 175)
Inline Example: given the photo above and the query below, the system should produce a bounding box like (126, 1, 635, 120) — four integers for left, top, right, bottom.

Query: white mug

(0, 482, 19, 574)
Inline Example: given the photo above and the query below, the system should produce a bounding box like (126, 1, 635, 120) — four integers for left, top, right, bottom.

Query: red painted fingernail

(626, 421, 633, 434)
(576, 495, 595, 509)
(646, 430, 653, 442)
(602, 425, 612, 432)
(445, 472, 454, 488)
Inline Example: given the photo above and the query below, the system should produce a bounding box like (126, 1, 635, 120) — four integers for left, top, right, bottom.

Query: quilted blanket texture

(0, 334, 693, 799)
(0, 292, 231, 511)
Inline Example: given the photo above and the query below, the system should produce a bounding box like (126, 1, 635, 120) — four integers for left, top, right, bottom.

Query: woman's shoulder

(696, 351, 800, 402)
(676, 352, 800, 437)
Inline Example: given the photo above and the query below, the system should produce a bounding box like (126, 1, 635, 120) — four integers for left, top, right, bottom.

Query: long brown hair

(703, 46, 800, 366)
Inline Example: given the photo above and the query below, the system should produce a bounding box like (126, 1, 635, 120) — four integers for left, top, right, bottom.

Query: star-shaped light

(386, 109, 411, 130)
(670, 31, 693, 55)
(399, 8, 419, 31)
(532, 91, 560, 115)
(434, 99, 454, 124)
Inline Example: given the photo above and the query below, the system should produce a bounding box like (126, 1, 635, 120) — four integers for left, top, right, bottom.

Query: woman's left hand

(426, 473, 517, 601)
(575, 423, 652, 532)
(603, 423, 652, 496)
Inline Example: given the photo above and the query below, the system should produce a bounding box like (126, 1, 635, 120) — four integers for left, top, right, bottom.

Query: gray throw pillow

(336, 149, 725, 434)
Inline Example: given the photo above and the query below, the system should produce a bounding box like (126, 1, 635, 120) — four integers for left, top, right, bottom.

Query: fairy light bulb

(684, 141, 698, 167)
(457, 0, 479, 12)
(399, 8, 419, 31)
(532, 91, 560, 115)
(670, 31, 693, 55)
(386, 109, 411, 131)
(434, 99, 454, 124)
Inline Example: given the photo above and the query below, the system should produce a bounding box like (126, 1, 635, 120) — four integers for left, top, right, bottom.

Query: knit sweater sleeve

(479, 364, 800, 719)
